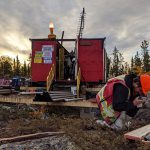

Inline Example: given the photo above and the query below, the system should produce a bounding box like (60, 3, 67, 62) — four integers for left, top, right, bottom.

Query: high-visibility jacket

(96, 75, 130, 125)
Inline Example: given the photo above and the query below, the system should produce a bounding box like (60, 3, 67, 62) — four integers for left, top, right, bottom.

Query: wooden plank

(124, 124, 150, 141)
(0, 131, 64, 144)
(86, 88, 102, 92)
(19, 91, 72, 95)
(64, 97, 84, 102)
(20, 86, 46, 91)
(51, 97, 82, 102)
(51, 97, 75, 102)
(51, 95, 74, 98)
(0, 97, 98, 108)
(142, 139, 150, 144)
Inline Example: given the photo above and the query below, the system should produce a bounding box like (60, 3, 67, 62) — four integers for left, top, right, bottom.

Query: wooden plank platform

(20, 86, 46, 91)
(0, 97, 98, 108)
(124, 124, 150, 142)
(19, 91, 73, 95)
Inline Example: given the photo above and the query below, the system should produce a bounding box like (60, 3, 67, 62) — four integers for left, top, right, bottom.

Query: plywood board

(0, 132, 64, 144)
(124, 124, 150, 141)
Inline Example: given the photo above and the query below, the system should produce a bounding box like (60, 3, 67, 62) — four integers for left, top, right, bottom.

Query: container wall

(78, 39, 105, 83)
(31, 40, 57, 82)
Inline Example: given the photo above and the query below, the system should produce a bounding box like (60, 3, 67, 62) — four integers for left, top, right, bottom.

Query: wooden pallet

(124, 124, 150, 143)
(0, 97, 98, 108)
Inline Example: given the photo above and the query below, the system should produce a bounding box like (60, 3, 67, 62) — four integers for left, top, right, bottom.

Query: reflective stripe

(98, 85, 107, 109)
(99, 85, 106, 101)
(108, 75, 126, 82)
(98, 84, 114, 117)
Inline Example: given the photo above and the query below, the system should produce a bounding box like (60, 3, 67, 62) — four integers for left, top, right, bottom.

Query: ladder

(46, 64, 55, 91)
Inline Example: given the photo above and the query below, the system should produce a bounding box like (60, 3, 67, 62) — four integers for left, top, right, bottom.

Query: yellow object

(47, 64, 55, 91)
(34, 58, 42, 63)
(77, 68, 81, 98)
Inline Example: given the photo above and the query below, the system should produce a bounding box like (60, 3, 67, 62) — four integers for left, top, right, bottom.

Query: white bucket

(71, 86, 77, 95)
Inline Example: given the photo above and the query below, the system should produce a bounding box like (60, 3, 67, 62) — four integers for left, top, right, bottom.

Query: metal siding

(31, 41, 56, 82)
(78, 39, 104, 82)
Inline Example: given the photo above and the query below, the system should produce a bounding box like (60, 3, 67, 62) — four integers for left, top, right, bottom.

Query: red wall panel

(78, 39, 105, 82)
(31, 40, 56, 82)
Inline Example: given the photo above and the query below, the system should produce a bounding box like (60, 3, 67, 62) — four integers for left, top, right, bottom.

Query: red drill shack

(30, 37, 106, 85)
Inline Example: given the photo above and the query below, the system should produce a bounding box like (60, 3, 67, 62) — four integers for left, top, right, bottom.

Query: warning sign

(34, 58, 42, 63)
(35, 51, 43, 58)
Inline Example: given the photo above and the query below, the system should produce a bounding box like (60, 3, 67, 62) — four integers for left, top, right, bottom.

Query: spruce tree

(13, 58, 16, 76)
(23, 61, 27, 77)
(111, 46, 124, 76)
(16, 55, 21, 76)
(131, 57, 134, 70)
(106, 53, 111, 79)
(141, 40, 150, 72)
(133, 51, 142, 74)
(134, 51, 142, 67)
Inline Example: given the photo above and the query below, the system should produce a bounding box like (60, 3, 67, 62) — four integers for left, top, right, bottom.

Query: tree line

(106, 40, 150, 79)
(0, 55, 31, 79)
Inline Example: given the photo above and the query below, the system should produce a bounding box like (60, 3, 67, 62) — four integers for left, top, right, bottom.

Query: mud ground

(0, 103, 150, 150)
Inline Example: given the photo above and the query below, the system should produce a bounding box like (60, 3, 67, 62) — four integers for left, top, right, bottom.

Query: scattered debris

(0, 135, 79, 150)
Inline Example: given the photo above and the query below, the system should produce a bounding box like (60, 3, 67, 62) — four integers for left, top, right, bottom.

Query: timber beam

(0, 97, 98, 108)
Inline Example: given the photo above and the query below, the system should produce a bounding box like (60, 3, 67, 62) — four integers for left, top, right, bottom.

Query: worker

(96, 74, 150, 130)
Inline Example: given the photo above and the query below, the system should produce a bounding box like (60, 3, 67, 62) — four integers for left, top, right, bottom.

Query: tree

(111, 46, 124, 76)
(15, 55, 21, 76)
(20, 61, 27, 77)
(26, 53, 31, 77)
(131, 57, 134, 71)
(106, 53, 111, 79)
(134, 51, 142, 67)
(13, 58, 16, 76)
(124, 62, 130, 74)
(27, 63, 31, 77)
(23, 61, 27, 76)
(131, 51, 142, 75)
(0, 56, 13, 78)
(141, 40, 150, 72)
(0, 55, 30, 78)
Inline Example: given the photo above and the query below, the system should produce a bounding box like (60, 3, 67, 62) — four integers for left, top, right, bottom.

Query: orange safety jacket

(96, 75, 130, 125)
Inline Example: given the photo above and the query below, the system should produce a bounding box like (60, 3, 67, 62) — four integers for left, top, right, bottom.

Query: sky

(0, 0, 150, 63)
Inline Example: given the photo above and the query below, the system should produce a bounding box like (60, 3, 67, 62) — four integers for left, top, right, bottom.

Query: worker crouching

(96, 74, 150, 131)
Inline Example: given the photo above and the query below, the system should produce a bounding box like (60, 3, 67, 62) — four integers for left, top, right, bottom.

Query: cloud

(0, 0, 150, 63)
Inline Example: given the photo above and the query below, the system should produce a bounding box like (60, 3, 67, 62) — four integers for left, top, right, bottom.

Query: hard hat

(140, 74, 150, 95)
